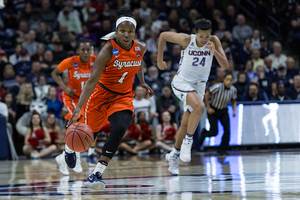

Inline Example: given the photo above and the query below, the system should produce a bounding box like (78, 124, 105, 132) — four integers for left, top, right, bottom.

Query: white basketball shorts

(171, 75, 206, 112)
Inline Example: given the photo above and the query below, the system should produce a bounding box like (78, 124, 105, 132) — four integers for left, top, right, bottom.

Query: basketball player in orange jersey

(51, 38, 98, 176)
(67, 7, 154, 190)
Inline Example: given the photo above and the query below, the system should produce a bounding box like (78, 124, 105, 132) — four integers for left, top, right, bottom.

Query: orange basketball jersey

(98, 39, 143, 93)
(58, 55, 96, 98)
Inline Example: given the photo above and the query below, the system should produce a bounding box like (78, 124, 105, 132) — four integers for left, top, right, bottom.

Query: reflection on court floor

(1, 151, 300, 199)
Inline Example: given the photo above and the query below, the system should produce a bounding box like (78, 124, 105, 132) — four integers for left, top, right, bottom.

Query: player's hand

(65, 87, 76, 96)
(66, 107, 81, 127)
(140, 83, 154, 99)
(233, 111, 236, 117)
(207, 107, 215, 115)
(205, 42, 216, 53)
(157, 60, 167, 70)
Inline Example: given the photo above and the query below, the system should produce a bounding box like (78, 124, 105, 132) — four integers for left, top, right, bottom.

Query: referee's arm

(231, 87, 238, 117)
(204, 90, 214, 114)
(231, 99, 237, 117)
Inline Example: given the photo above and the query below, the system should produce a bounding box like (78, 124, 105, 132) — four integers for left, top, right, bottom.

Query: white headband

(101, 17, 137, 40)
(116, 17, 137, 28)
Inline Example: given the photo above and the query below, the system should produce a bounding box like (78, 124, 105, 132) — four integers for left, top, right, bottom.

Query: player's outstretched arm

(157, 32, 190, 70)
(67, 43, 112, 126)
(209, 36, 229, 70)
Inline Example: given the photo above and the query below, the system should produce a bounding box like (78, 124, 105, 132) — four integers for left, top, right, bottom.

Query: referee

(199, 73, 237, 155)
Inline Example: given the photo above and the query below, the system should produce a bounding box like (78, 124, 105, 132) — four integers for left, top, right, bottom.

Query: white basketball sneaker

(166, 153, 179, 176)
(73, 152, 83, 173)
(55, 152, 69, 176)
(180, 138, 193, 162)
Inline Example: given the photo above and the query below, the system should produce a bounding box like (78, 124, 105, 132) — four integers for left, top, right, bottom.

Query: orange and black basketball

(65, 122, 94, 152)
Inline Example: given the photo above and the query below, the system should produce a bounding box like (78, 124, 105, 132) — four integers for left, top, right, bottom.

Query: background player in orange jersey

(67, 7, 154, 190)
(51, 38, 98, 176)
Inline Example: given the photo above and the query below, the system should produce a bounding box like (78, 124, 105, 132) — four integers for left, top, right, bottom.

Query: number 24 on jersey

(192, 57, 206, 67)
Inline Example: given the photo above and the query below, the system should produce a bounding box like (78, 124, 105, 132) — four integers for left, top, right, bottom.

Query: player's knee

(194, 102, 205, 115)
(111, 122, 129, 140)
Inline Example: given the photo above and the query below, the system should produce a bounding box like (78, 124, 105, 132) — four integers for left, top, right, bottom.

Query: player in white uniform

(157, 18, 229, 175)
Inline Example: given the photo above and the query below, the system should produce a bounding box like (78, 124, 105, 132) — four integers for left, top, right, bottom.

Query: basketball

(65, 122, 94, 152)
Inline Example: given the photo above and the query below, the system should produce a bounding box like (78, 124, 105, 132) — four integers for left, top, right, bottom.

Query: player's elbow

(160, 32, 168, 41)
(222, 62, 229, 70)
(51, 69, 59, 79)
(51, 70, 55, 78)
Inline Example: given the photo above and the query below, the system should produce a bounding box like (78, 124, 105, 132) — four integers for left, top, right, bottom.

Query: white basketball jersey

(177, 34, 214, 82)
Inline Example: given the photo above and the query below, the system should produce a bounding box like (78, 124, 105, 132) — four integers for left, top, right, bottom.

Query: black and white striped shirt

(209, 82, 237, 110)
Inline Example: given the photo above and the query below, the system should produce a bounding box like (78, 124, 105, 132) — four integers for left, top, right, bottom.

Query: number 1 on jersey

(118, 72, 129, 83)
(81, 81, 85, 90)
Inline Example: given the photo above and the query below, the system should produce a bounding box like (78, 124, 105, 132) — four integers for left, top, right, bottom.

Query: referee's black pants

(199, 107, 230, 150)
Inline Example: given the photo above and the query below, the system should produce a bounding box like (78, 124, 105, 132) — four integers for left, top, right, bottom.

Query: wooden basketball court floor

(1, 150, 300, 200)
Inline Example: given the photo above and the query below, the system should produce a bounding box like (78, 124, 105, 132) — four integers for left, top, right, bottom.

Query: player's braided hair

(117, 6, 134, 19)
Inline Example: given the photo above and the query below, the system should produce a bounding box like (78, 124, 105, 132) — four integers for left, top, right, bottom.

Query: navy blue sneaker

(86, 154, 97, 166)
(84, 172, 106, 190)
(64, 151, 76, 169)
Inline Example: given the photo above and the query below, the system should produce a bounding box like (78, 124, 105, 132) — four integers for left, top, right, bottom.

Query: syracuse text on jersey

(73, 71, 91, 80)
(113, 60, 142, 70)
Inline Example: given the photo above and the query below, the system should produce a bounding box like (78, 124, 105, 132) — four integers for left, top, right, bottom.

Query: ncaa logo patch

(74, 62, 78, 68)
(136, 52, 141, 58)
(112, 49, 119, 55)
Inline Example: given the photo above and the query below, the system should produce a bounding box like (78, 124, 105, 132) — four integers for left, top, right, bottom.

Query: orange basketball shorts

(62, 94, 86, 122)
(84, 87, 135, 133)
